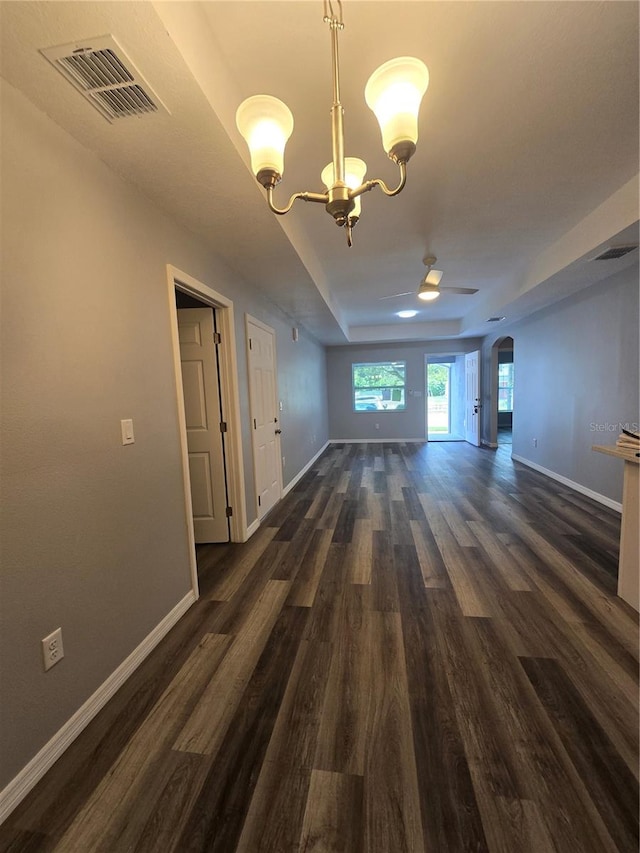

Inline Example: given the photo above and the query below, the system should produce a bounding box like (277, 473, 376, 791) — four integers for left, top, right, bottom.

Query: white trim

(166, 272, 199, 597)
(511, 454, 622, 513)
(282, 442, 330, 497)
(245, 313, 275, 336)
(0, 591, 195, 824)
(167, 266, 248, 544)
(245, 518, 260, 539)
(330, 438, 427, 444)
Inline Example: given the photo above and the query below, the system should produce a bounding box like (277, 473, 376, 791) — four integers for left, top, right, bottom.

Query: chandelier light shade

(235, 95, 294, 184)
(321, 157, 367, 219)
(235, 0, 428, 246)
(364, 57, 429, 162)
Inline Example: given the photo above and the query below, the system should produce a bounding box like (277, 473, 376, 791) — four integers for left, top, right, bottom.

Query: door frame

(245, 314, 282, 520)
(425, 353, 467, 441)
(166, 265, 248, 595)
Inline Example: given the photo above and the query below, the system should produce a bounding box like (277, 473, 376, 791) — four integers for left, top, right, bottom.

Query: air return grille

(40, 36, 168, 122)
(591, 245, 638, 261)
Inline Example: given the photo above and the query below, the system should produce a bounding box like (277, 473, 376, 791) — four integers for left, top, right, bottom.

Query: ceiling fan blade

(424, 268, 443, 286)
(440, 286, 479, 295)
(379, 291, 414, 300)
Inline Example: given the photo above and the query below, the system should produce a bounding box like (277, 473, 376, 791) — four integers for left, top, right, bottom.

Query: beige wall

(0, 80, 328, 793)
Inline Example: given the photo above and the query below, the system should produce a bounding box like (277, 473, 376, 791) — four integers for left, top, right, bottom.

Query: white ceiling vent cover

(40, 35, 169, 122)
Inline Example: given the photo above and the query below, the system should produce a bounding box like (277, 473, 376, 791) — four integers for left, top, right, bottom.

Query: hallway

(1, 442, 637, 852)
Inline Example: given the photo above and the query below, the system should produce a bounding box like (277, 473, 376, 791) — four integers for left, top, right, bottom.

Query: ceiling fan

(380, 255, 479, 302)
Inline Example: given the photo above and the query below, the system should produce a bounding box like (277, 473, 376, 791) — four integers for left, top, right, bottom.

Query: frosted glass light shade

(424, 268, 443, 286)
(365, 57, 429, 156)
(321, 157, 367, 217)
(418, 284, 440, 301)
(236, 95, 294, 179)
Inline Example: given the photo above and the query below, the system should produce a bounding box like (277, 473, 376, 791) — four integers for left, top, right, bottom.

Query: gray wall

(327, 339, 482, 440)
(277, 328, 328, 484)
(0, 81, 328, 791)
(481, 265, 639, 502)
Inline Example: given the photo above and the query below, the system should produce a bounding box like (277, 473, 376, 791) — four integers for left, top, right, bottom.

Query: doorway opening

(166, 265, 248, 598)
(175, 291, 230, 544)
(497, 336, 514, 447)
(426, 356, 465, 441)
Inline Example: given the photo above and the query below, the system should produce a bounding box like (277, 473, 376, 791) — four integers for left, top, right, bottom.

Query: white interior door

(465, 350, 481, 446)
(247, 317, 281, 520)
(178, 308, 229, 543)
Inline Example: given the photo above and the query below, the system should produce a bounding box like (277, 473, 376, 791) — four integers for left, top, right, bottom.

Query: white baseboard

(0, 590, 196, 825)
(511, 454, 622, 513)
(329, 438, 427, 444)
(282, 441, 331, 497)
(244, 518, 260, 539)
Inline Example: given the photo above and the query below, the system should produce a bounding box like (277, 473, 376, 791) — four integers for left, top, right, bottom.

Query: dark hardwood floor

(1, 441, 638, 852)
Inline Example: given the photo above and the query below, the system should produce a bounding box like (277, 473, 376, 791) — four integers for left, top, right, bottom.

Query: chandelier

(235, 0, 429, 247)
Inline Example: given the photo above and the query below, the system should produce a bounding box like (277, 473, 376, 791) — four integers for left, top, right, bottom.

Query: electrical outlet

(42, 628, 64, 671)
(533, 438, 538, 448)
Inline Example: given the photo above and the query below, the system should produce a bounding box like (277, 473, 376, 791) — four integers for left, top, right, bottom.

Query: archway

(487, 336, 515, 448)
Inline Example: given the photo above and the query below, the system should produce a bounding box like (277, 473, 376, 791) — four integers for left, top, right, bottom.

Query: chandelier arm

(349, 161, 408, 201)
(323, 1, 344, 28)
(266, 186, 329, 216)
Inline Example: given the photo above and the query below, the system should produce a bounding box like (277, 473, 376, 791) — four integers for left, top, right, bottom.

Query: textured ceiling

(1, 0, 638, 344)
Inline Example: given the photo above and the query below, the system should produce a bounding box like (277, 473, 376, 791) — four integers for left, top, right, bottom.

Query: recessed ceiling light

(397, 309, 418, 318)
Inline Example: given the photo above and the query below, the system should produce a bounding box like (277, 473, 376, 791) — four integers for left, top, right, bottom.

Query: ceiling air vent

(40, 35, 168, 122)
(591, 245, 638, 261)
(487, 316, 506, 322)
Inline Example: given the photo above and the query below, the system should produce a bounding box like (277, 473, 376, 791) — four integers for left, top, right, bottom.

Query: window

(498, 362, 514, 412)
(353, 361, 406, 411)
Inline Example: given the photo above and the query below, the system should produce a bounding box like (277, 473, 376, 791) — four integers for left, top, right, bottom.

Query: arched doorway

(487, 336, 515, 448)
(496, 337, 514, 446)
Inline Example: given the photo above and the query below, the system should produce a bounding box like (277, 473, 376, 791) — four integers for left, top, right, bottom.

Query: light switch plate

(121, 419, 135, 445)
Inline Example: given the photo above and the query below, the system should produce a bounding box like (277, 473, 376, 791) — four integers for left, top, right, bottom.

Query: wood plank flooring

(1, 441, 637, 852)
